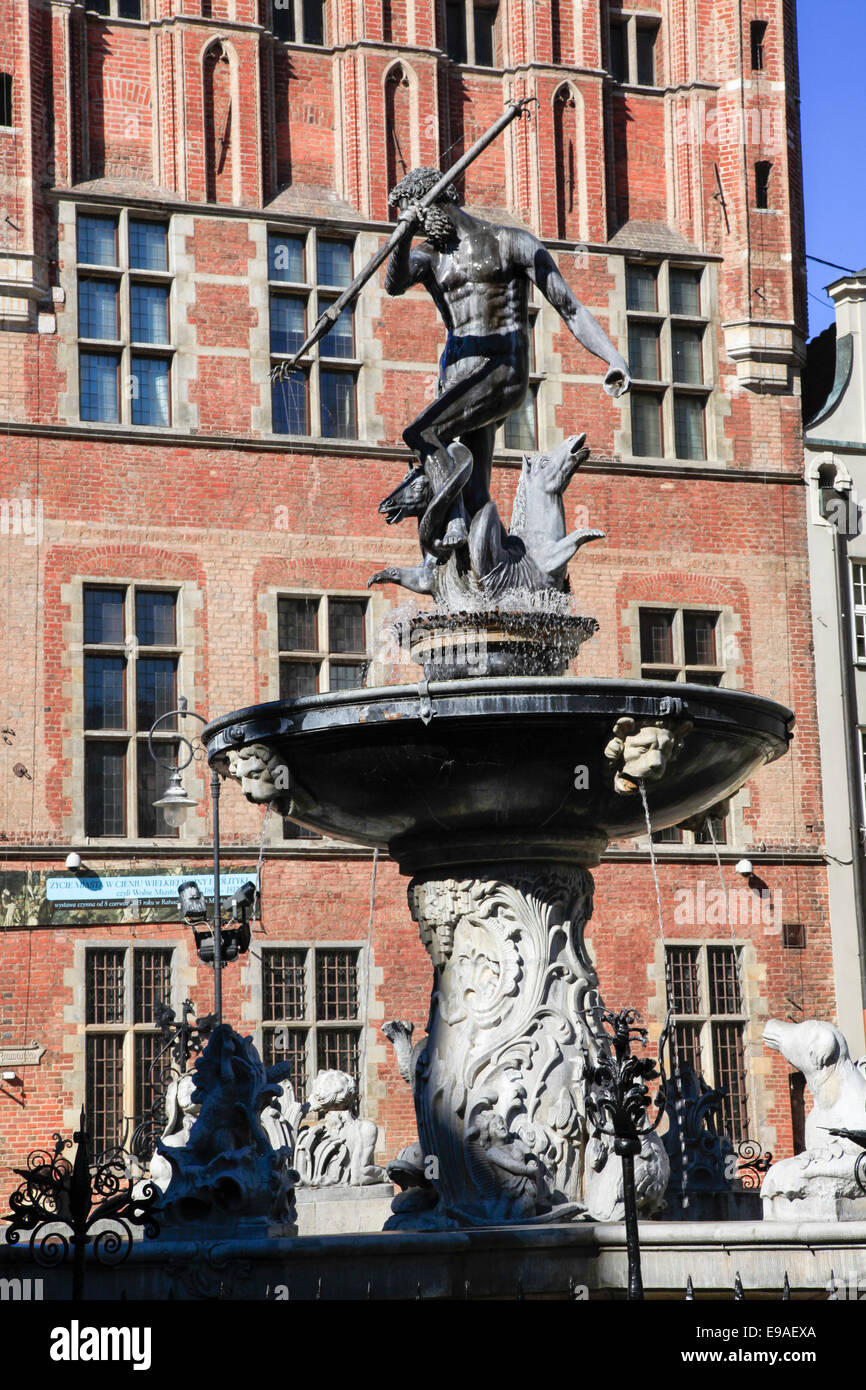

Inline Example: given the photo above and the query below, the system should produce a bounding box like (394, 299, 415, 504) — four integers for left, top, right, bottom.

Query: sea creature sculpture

(761, 1018, 866, 1220)
(368, 434, 604, 605)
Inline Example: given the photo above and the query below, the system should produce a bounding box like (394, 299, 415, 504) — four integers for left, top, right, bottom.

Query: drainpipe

(831, 522, 866, 1021)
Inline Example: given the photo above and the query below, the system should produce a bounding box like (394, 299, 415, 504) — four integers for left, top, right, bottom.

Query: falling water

(638, 779, 690, 1212)
(252, 804, 272, 932)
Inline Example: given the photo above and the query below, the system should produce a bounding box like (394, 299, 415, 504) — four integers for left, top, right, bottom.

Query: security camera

(177, 879, 208, 925)
(65, 852, 82, 871)
(230, 880, 258, 921)
(735, 859, 754, 878)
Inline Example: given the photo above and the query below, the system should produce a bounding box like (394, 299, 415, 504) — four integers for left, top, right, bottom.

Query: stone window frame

(624, 258, 714, 463)
(621, 598, 747, 846)
(648, 935, 771, 1151)
(267, 0, 330, 47)
(74, 206, 175, 429)
(851, 561, 866, 664)
(64, 935, 198, 1141)
(257, 585, 375, 845)
(606, 7, 663, 89)
(637, 604, 727, 686)
(84, 0, 146, 19)
(252, 940, 370, 1106)
(623, 598, 743, 688)
(267, 225, 361, 442)
(64, 575, 204, 847)
(857, 730, 866, 826)
(81, 940, 178, 1154)
(82, 582, 183, 841)
(664, 941, 752, 1142)
(441, 0, 503, 70)
(277, 590, 370, 697)
(806, 452, 856, 531)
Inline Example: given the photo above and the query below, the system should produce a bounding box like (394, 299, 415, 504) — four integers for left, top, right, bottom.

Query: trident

(272, 96, 538, 379)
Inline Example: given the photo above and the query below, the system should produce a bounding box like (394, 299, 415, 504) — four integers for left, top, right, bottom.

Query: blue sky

(798, 0, 866, 338)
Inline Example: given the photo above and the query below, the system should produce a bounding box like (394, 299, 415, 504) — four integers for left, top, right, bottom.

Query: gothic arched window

(553, 87, 577, 240)
(203, 42, 235, 205)
(385, 66, 412, 217)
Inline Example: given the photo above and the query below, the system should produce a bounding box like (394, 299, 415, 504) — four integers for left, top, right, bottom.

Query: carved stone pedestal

(388, 863, 668, 1229)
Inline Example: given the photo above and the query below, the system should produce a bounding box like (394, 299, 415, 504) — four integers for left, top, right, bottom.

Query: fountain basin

(202, 678, 793, 872)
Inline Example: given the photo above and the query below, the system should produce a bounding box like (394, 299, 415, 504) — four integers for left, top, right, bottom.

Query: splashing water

(638, 779, 690, 1211)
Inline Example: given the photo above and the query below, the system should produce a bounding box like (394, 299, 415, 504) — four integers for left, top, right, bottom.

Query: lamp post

(148, 696, 226, 1024)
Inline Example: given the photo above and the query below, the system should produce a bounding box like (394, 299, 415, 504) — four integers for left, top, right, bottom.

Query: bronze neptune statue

(379, 166, 630, 563)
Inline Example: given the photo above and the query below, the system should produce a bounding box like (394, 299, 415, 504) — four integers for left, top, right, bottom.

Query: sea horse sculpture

(368, 433, 604, 605)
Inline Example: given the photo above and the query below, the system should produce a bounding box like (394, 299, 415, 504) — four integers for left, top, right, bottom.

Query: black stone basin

(202, 679, 793, 872)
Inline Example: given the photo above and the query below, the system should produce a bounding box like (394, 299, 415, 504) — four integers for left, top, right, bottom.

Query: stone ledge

(3, 1220, 863, 1299)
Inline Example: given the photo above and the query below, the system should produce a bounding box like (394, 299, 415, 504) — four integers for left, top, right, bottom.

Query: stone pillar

(404, 862, 606, 1224)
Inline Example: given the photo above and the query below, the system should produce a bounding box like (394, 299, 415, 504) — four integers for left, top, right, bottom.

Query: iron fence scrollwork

(4, 1110, 160, 1301)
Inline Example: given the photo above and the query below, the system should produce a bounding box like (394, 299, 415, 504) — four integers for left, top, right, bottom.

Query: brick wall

(0, 0, 825, 1193)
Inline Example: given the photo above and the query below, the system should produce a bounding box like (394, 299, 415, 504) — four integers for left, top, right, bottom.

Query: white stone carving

(226, 742, 293, 811)
(294, 1071, 387, 1188)
(761, 1018, 866, 1220)
(149, 1072, 200, 1193)
(603, 717, 692, 795)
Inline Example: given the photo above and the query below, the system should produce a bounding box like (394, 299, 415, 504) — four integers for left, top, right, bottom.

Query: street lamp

(148, 695, 238, 1024)
(152, 769, 198, 829)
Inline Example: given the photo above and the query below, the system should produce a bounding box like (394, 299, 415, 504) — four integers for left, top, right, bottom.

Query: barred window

(261, 946, 363, 1102)
(84, 946, 173, 1159)
(665, 943, 749, 1142)
(627, 260, 710, 461)
(269, 230, 358, 439)
(667, 946, 700, 1014)
(83, 583, 181, 839)
(77, 210, 172, 426)
(750, 20, 768, 71)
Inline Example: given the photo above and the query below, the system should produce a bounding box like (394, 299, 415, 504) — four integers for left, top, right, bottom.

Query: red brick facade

(0, 0, 827, 1194)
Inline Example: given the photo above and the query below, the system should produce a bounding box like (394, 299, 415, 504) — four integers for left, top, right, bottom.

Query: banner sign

(0, 868, 259, 927)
